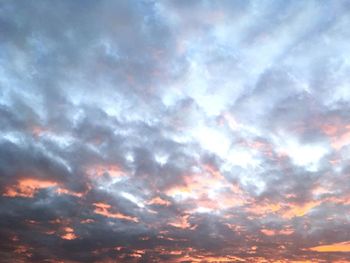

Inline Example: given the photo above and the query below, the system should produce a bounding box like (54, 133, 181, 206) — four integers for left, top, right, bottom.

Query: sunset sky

(1, 1, 350, 262)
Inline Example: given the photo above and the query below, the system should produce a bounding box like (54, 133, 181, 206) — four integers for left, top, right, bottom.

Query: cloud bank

(1, 0, 350, 262)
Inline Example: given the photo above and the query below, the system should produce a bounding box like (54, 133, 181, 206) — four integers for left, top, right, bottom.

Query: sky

(1, 0, 350, 262)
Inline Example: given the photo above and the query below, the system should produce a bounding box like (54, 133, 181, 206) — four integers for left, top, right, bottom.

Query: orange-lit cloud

(93, 202, 138, 222)
(81, 219, 94, 224)
(60, 227, 77, 240)
(331, 130, 350, 150)
(308, 241, 350, 252)
(321, 123, 350, 150)
(261, 228, 294, 236)
(168, 214, 191, 229)
(261, 229, 276, 236)
(202, 163, 224, 180)
(246, 202, 282, 216)
(3, 178, 57, 198)
(166, 165, 246, 212)
(281, 201, 321, 219)
(147, 196, 171, 206)
(3, 178, 85, 199)
(55, 187, 84, 198)
(176, 254, 246, 262)
(246, 201, 320, 219)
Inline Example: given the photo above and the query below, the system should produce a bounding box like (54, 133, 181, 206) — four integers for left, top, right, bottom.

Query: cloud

(1, 0, 350, 262)
(308, 241, 350, 252)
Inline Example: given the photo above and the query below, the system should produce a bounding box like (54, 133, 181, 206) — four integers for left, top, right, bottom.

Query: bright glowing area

(227, 148, 259, 168)
(167, 188, 193, 201)
(273, 135, 328, 171)
(121, 192, 144, 208)
(46, 133, 75, 148)
(196, 207, 213, 213)
(125, 152, 134, 163)
(155, 153, 168, 165)
(1, 132, 23, 145)
(192, 126, 231, 157)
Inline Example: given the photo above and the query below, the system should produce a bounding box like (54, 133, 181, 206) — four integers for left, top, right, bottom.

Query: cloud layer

(1, 0, 350, 262)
